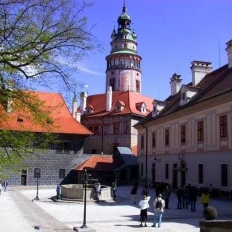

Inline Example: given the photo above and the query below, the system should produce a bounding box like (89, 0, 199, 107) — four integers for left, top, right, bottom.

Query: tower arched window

(110, 78, 115, 91)
(136, 80, 140, 92)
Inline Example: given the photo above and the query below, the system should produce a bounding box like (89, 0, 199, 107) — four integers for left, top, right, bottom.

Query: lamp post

(142, 124, 148, 193)
(73, 169, 92, 231)
(33, 168, 41, 201)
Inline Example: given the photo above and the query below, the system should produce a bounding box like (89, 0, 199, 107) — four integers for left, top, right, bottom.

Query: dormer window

(152, 100, 168, 117)
(136, 102, 146, 114)
(180, 85, 200, 106)
(86, 105, 94, 114)
(116, 100, 125, 112)
(17, 116, 23, 122)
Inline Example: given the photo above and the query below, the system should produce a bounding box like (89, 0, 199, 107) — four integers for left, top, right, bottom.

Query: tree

(0, 0, 97, 91)
(0, 0, 98, 174)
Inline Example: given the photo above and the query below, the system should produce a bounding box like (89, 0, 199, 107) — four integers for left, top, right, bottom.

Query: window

(136, 80, 140, 92)
(141, 135, 144, 149)
(59, 169, 66, 179)
(152, 132, 156, 148)
(110, 78, 115, 91)
(198, 164, 203, 184)
(182, 92, 186, 100)
(197, 121, 204, 141)
(56, 142, 71, 153)
(220, 115, 227, 138)
(89, 125, 99, 134)
(221, 164, 228, 186)
(165, 129, 169, 146)
(180, 125, 186, 144)
(114, 123, 120, 134)
(122, 122, 129, 133)
(165, 164, 169, 179)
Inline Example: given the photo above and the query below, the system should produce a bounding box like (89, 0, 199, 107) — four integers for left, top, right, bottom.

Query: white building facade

(136, 40, 232, 195)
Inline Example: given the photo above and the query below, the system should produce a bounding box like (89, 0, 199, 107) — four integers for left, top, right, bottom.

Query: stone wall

(200, 220, 232, 232)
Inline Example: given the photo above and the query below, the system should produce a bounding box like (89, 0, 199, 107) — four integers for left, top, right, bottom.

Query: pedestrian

(112, 179, 117, 200)
(56, 183, 61, 200)
(94, 181, 101, 202)
(2, 180, 8, 192)
(182, 185, 189, 209)
(139, 194, 150, 227)
(152, 193, 165, 228)
(131, 180, 139, 204)
(141, 187, 149, 196)
(0, 182, 2, 195)
(163, 184, 171, 209)
(189, 185, 198, 212)
(176, 186, 183, 209)
(201, 189, 210, 208)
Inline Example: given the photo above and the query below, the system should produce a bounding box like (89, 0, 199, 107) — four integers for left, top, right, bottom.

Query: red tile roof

(0, 91, 92, 135)
(74, 155, 122, 171)
(83, 91, 154, 117)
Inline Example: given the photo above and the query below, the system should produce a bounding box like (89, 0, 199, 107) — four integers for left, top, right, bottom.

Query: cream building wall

(137, 92, 232, 193)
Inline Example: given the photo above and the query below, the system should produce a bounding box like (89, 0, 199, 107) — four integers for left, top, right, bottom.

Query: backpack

(156, 200, 162, 209)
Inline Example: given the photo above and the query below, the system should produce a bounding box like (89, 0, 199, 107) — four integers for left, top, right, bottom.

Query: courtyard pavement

(0, 185, 232, 232)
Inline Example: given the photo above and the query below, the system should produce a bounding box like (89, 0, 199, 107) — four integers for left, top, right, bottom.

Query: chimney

(170, 73, 182, 96)
(106, 86, 112, 112)
(191, 61, 212, 86)
(226, 39, 232, 68)
(72, 93, 77, 118)
(74, 110, 81, 122)
(80, 91, 87, 115)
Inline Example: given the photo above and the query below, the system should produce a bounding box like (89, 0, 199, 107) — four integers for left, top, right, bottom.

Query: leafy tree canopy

(0, 0, 98, 174)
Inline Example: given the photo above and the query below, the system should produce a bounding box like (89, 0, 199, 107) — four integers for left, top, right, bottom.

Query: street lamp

(73, 169, 93, 231)
(142, 124, 148, 193)
(33, 168, 41, 201)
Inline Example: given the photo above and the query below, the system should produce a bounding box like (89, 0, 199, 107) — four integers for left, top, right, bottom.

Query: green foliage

(0, 0, 98, 174)
(0, 0, 98, 92)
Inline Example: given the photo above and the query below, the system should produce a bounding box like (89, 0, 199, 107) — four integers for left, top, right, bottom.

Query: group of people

(92, 179, 117, 202)
(176, 184, 211, 212)
(138, 191, 165, 227)
(137, 182, 212, 227)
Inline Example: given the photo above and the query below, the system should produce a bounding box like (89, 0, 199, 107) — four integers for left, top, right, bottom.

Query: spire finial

(123, 0, 126, 13)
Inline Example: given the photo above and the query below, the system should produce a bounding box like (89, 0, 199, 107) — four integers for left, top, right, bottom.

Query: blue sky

(67, 0, 232, 105)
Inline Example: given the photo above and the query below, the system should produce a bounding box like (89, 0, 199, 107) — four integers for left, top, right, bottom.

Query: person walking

(182, 185, 189, 209)
(163, 184, 171, 209)
(189, 185, 198, 212)
(131, 180, 139, 204)
(176, 186, 183, 209)
(0, 182, 2, 195)
(112, 179, 117, 200)
(56, 183, 61, 200)
(139, 194, 150, 227)
(94, 181, 101, 202)
(2, 180, 8, 192)
(201, 189, 210, 208)
(152, 193, 165, 227)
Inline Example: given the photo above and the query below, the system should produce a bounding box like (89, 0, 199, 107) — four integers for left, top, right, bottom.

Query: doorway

(21, 169, 27, 185)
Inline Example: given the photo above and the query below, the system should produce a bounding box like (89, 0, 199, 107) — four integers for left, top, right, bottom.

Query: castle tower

(105, 2, 142, 93)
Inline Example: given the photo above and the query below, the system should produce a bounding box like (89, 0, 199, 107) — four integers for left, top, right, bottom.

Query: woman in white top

(139, 194, 150, 227)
